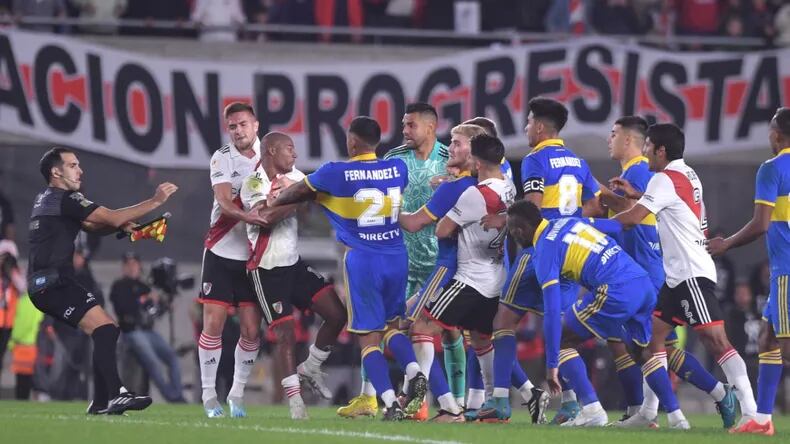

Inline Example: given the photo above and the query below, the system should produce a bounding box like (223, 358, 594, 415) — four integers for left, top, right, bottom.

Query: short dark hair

(223, 102, 255, 119)
(614, 115, 648, 138)
(39, 147, 74, 183)
(463, 117, 498, 137)
(527, 97, 568, 132)
(349, 116, 381, 147)
(774, 107, 790, 138)
(646, 123, 685, 161)
(470, 134, 505, 165)
(405, 102, 438, 121)
(507, 200, 542, 227)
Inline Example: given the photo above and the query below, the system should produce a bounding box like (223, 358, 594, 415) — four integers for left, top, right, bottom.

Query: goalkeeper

(28, 147, 178, 415)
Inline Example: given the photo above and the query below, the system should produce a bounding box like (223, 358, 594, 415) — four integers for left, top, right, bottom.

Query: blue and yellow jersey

(422, 173, 477, 268)
(609, 156, 665, 288)
(520, 139, 600, 219)
(532, 217, 647, 292)
(501, 158, 513, 182)
(755, 147, 790, 276)
(305, 152, 408, 255)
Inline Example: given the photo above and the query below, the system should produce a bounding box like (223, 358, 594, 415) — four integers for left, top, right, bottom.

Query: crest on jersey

(273, 302, 283, 314)
(203, 282, 212, 295)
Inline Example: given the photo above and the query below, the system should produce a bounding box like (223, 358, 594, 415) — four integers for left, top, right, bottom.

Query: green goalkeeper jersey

(384, 140, 448, 297)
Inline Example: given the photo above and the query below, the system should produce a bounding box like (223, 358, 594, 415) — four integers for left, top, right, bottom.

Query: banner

(0, 30, 788, 170)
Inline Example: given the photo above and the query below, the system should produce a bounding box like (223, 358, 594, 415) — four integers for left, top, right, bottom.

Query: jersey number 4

(354, 187, 402, 227)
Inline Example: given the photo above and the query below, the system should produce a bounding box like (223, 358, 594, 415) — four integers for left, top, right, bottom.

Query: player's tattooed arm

(612, 203, 652, 230)
(270, 181, 316, 207)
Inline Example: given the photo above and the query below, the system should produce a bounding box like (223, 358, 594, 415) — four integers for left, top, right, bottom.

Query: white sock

(304, 344, 331, 369)
(438, 393, 462, 414)
(755, 413, 772, 424)
(718, 349, 757, 417)
(381, 389, 398, 408)
(561, 390, 577, 403)
(362, 380, 377, 397)
(455, 396, 465, 407)
(412, 335, 435, 379)
(518, 381, 535, 403)
(198, 333, 222, 403)
(282, 374, 301, 399)
(467, 389, 485, 410)
(667, 409, 687, 424)
(626, 405, 641, 416)
(405, 362, 421, 380)
(475, 345, 494, 399)
(709, 382, 726, 402)
(493, 387, 509, 398)
(229, 337, 259, 399)
(582, 401, 603, 413)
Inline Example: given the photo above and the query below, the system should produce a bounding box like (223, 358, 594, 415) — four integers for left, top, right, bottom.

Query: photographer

(109, 252, 185, 403)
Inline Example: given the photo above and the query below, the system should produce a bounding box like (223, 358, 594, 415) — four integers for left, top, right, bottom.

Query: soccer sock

(304, 344, 331, 370)
(229, 337, 259, 399)
(362, 346, 397, 407)
(412, 334, 435, 379)
(437, 393, 462, 414)
(442, 335, 466, 401)
(558, 349, 597, 406)
(613, 353, 644, 408)
(511, 359, 529, 388)
(668, 348, 724, 400)
(642, 355, 680, 413)
(466, 346, 485, 408)
(474, 343, 495, 398)
(560, 378, 577, 403)
(92, 352, 108, 405)
(756, 349, 783, 423)
(430, 356, 452, 398)
(718, 348, 758, 417)
(91, 324, 122, 399)
(384, 330, 420, 378)
(282, 374, 301, 400)
(198, 332, 222, 403)
(640, 351, 666, 417)
(493, 330, 516, 393)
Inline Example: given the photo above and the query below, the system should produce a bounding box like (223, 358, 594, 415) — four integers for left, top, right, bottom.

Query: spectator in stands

(12, 0, 67, 33)
(110, 252, 185, 403)
(674, 0, 721, 36)
(546, 0, 591, 33)
(192, 0, 246, 42)
(591, 0, 642, 34)
(643, 0, 676, 46)
(243, 0, 268, 41)
(72, 0, 127, 35)
(0, 240, 22, 385)
(121, 0, 191, 37)
(776, 2, 790, 46)
(315, 0, 364, 43)
(725, 282, 761, 390)
(749, 259, 771, 314)
(747, 0, 776, 43)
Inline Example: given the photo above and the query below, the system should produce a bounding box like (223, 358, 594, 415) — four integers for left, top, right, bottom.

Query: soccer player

(198, 102, 268, 418)
(600, 117, 736, 426)
(482, 97, 602, 424)
(609, 123, 757, 428)
(240, 132, 347, 419)
(708, 107, 790, 435)
(463, 117, 514, 183)
(28, 147, 177, 414)
(270, 116, 427, 421)
(413, 134, 516, 421)
(505, 201, 690, 428)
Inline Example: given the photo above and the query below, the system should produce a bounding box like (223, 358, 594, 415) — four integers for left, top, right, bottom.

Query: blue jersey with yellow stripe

(755, 147, 790, 276)
(305, 153, 408, 254)
(521, 139, 600, 219)
(423, 174, 477, 268)
(609, 156, 665, 289)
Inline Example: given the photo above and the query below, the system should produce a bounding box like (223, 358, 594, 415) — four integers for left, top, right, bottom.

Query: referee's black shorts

(29, 275, 99, 328)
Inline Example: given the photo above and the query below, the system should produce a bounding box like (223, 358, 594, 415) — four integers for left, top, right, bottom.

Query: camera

(149, 257, 195, 296)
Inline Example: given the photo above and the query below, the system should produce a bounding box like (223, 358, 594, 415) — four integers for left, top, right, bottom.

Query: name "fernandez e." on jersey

(344, 167, 402, 182)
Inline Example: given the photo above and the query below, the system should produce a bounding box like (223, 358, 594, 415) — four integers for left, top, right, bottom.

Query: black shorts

(423, 279, 498, 335)
(655, 277, 723, 329)
(29, 276, 99, 328)
(198, 249, 257, 308)
(247, 259, 332, 326)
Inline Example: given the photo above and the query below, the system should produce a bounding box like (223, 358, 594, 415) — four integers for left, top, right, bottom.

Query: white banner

(0, 30, 787, 170)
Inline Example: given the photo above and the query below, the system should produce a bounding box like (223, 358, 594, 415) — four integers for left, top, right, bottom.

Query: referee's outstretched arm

(82, 183, 178, 233)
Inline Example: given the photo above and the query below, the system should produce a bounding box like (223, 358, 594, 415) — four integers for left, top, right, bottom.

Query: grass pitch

(1, 401, 787, 443)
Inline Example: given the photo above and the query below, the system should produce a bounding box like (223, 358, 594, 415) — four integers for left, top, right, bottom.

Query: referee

(27, 147, 177, 415)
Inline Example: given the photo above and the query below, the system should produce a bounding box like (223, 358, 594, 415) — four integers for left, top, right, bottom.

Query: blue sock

(443, 335, 466, 400)
(614, 353, 644, 407)
(511, 361, 528, 388)
(429, 356, 452, 398)
(558, 349, 598, 406)
(642, 356, 679, 413)
(493, 330, 517, 390)
(668, 348, 717, 393)
(362, 346, 394, 400)
(385, 330, 418, 371)
(467, 345, 484, 390)
(757, 349, 783, 415)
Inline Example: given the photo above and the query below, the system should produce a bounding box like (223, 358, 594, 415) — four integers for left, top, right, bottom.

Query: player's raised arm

(84, 182, 178, 230)
(270, 180, 316, 207)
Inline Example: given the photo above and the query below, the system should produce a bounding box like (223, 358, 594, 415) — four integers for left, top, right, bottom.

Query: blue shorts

(500, 248, 578, 315)
(565, 276, 656, 347)
(762, 274, 790, 338)
(343, 249, 408, 333)
(608, 279, 679, 346)
(405, 264, 455, 321)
